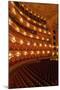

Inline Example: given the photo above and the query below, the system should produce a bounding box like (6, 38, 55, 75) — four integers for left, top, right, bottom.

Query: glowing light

(26, 22, 30, 27)
(11, 36, 16, 43)
(41, 16, 43, 19)
(33, 42, 37, 46)
(21, 4, 24, 7)
(20, 11, 23, 15)
(26, 8, 29, 11)
(38, 28, 42, 32)
(42, 37, 44, 40)
(44, 18, 46, 21)
(44, 30, 46, 34)
(9, 53, 12, 57)
(20, 39, 24, 45)
(39, 23, 42, 26)
(56, 46, 58, 49)
(48, 32, 51, 35)
(43, 25, 46, 28)
(19, 18, 23, 23)
(9, 18, 12, 25)
(23, 32, 27, 36)
(57, 52, 58, 55)
(42, 50, 45, 54)
(47, 38, 49, 41)
(47, 50, 50, 54)
(36, 51, 40, 54)
(33, 26, 36, 30)
(11, 1, 15, 5)
(52, 52, 55, 56)
(24, 51, 28, 56)
(37, 15, 40, 18)
(31, 51, 34, 55)
(27, 17, 30, 20)
(39, 43, 42, 47)
(27, 42, 30, 46)
(12, 8, 16, 15)
(44, 44, 47, 47)
(36, 36, 39, 39)
(33, 20, 36, 23)
(16, 26, 20, 32)
(16, 52, 21, 57)
(9, 53, 13, 59)
(29, 34, 33, 38)
(49, 44, 52, 48)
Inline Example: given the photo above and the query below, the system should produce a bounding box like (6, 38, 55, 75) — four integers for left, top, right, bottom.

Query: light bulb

(24, 51, 28, 56)
(11, 36, 16, 43)
(16, 52, 21, 57)
(20, 39, 24, 45)
(33, 42, 37, 46)
(42, 50, 45, 54)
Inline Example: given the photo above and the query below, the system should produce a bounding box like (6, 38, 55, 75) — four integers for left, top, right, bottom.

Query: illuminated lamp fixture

(9, 53, 13, 59)
(49, 44, 51, 48)
(26, 8, 29, 11)
(27, 41, 30, 46)
(44, 30, 47, 34)
(36, 36, 39, 39)
(39, 43, 42, 47)
(16, 26, 20, 32)
(47, 50, 50, 54)
(33, 26, 36, 30)
(34, 13, 36, 16)
(19, 17, 23, 23)
(46, 38, 49, 41)
(48, 31, 51, 35)
(44, 44, 47, 47)
(27, 17, 30, 21)
(16, 52, 21, 57)
(43, 25, 46, 28)
(41, 16, 43, 19)
(30, 10, 32, 13)
(30, 51, 34, 55)
(39, 23, 42, 26)
(52, 45, 54, 48)
(11, 36, 16, 43)
(20, 39, 24, 45)
(57, 52, 58, 55)
(52, 52, 55, 56)
(20, 11, 23, 15)
(24, 51, 28, 56)
(56, 46, 58, 49)
(33, 20, 36, 24)
(42, 37, 45, 40)
(37, 15, 40, 18)
(23, 31, 27, 36)
(12, 8, 16, 15)
(9, 18, 12, 25)
(26, 22, 30, 27)
(33, 42, 37, 46)
(38, 28, 42, 32)
(42, 50, 45, 54)
(43, 17, 46, 21)
(21, 4, 24, 7)
(11, 1, 15, 5)
(36, 51, 40, 54)
(29, 34, 33, 38)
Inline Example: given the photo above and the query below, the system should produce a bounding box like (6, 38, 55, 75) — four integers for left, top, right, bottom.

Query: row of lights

(10, 36, 52, 48)
(9, 50, 51, 59)
(10, 3, 49, 34)
(21, 3, 47, 21)
(9, 18, 51, 43)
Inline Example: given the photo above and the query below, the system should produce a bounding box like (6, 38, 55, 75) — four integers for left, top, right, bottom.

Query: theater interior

(9, 1, 58, 88)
